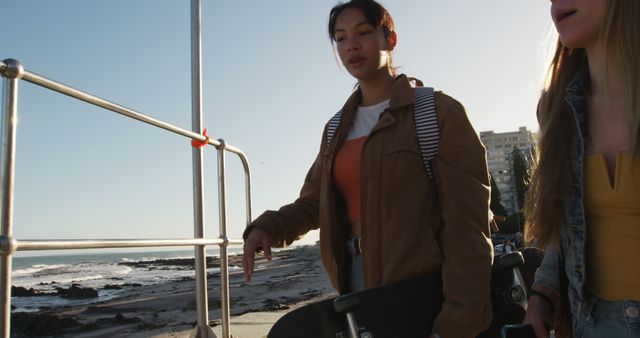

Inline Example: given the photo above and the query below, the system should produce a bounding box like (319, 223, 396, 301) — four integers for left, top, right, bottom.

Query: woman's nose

(346, 37, 360, 52)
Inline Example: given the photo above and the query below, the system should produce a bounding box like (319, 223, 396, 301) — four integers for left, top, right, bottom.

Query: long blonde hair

(525, 0, 640, 248)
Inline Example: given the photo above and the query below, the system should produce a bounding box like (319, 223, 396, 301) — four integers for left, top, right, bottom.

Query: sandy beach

(11, 245, 336, 337)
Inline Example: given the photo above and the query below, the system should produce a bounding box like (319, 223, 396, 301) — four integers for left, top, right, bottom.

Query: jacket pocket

(385, 138, 425, 173)
(385, 138, 420, 155)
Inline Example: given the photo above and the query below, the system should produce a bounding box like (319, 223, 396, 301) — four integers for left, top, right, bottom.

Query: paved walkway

(211, 311, 286, 338)
(145, 311, 286, 338)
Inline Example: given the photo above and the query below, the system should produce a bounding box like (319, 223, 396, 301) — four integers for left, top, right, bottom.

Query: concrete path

(211, 311, 286, 338)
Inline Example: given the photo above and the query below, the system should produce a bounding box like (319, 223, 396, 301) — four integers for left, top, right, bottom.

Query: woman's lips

(349, 56, 366, 68)
(555, 9, 577, 23)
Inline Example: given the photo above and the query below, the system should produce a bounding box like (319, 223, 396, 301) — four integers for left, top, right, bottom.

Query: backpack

(325, 87, 439, 179)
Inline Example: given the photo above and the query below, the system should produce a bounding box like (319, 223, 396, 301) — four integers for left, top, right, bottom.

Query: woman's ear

(387, 31, 397, 51)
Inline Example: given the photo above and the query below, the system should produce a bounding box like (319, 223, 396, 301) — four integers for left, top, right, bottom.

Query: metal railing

(0, 2, 249, 337)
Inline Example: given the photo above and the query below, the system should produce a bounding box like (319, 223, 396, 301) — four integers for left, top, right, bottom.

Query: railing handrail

(1, 65, 247, 158)
(1, 237, 244, 252)
(0, 58, 250, 338)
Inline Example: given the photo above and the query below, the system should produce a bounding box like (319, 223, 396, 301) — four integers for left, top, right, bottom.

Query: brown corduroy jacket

(244, 75, 494, 338)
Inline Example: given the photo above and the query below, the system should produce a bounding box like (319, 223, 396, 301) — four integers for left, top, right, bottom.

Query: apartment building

(480, 127, 536, 214)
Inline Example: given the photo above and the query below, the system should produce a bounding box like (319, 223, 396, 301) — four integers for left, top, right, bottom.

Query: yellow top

(585, 152, 640, 301)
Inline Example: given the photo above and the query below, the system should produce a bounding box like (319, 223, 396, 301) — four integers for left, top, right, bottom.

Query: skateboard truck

(333, 294, 373, 338)
(493, 251, 528, 310)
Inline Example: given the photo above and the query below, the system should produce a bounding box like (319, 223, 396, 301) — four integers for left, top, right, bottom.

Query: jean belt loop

(348, 237, 362, 256)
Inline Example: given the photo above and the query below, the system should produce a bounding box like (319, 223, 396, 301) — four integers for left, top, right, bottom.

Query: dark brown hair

(328, 0, 394, 41)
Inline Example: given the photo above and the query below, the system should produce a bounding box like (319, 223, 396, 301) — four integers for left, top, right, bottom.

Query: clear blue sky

(1, 1, 553, 252)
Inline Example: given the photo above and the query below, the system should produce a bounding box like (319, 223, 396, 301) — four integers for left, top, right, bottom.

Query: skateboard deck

(268, 272, 443, 338)
(269, 248, 544, 338)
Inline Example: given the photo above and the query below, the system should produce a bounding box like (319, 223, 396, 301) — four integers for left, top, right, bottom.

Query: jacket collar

(389, 74, 415, 109)
(327, 74, 415, 156)
(339, 74, 415, 116)
(564, 63, 590, 144)
(565, 65, 590, 99)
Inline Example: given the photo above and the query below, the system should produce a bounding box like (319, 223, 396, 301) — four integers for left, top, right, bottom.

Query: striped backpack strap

(413, 87, 439, 180)
(325, 110, 342, 145)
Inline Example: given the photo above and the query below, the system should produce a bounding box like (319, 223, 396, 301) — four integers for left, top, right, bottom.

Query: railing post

(241, 156, 252, 227)
(189, 0, 215, 337)
(0, 59, 23, 338)
(217, 140, 231, 338)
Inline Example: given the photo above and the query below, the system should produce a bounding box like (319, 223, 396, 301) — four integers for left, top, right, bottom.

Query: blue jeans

(347, 237, 365, 293)
(577, 295, 640, 338)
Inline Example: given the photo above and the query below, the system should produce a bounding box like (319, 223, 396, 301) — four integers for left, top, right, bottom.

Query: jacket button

(626, 306, 639, 318)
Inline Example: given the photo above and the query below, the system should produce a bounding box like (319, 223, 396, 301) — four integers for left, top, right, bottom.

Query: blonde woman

(524, 0, 640, 337)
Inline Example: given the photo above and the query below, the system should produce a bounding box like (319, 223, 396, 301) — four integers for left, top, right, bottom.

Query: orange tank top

(333, 136, 367, 223)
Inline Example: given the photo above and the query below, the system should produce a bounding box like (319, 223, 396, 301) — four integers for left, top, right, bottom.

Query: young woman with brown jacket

(243, 1, 494, 337)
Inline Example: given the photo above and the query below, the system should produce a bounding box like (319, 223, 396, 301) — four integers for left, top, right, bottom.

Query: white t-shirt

(346, 99, 390, 140)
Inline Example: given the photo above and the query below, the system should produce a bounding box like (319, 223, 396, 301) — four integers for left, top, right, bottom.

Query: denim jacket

(532, 67, 590, 332)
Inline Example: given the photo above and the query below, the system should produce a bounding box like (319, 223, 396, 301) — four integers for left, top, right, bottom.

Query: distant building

(480, 127, 537, 214)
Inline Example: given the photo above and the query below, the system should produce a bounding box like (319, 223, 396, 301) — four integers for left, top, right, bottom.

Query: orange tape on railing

(191, 129, 209, 148)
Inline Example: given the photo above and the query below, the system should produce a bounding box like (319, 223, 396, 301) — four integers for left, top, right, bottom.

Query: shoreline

(11, 245, 335, 337)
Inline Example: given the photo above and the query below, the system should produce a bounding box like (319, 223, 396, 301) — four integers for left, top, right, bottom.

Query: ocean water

(10, 248, 243, 312)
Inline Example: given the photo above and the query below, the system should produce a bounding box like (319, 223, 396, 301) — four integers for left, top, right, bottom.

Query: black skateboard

(269, 248, 543, 338)
(268, 272, 443, 338)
